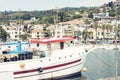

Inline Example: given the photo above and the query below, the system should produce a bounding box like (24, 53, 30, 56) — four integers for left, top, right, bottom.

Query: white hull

(0, 44, 93, 80)
(14, 58, 83, 80)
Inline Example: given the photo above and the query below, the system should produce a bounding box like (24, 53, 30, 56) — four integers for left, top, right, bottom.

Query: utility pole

(114, 0, 119, 80)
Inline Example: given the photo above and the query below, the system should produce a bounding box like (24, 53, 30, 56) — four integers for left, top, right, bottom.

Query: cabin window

(70, 41, 73, 43)
(15, 35, 17, 38)
(40, 51, 46, 58)
(60, 42, 64, 49)
(40, 60, 42, 62)
(37, 44, 39, 47)
(37, 32, 39, 34)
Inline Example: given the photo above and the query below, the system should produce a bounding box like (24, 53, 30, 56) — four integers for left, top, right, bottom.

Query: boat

(0, 25, 95, 80)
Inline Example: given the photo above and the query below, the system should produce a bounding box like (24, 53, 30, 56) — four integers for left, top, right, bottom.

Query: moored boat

(0, 36, 95, 80)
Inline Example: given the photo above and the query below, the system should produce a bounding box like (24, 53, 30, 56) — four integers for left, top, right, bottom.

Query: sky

(0, 0, 116, 11)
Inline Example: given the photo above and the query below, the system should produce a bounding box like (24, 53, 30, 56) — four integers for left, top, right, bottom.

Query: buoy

(82, 67, 87, 72)
(20, 62, 25, 68)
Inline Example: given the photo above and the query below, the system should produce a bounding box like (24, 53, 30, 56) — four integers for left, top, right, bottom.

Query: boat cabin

(0, 37, 75, 63)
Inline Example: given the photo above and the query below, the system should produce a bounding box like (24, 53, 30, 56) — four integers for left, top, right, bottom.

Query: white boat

(0, 36, 95, 80)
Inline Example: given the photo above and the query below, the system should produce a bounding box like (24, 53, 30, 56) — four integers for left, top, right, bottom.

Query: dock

(98, 76, 120, 80)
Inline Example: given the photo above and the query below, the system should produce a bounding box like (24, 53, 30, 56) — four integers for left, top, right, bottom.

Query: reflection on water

(62, 49, 120, 80)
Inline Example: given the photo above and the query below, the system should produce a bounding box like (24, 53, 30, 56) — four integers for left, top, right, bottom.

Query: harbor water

(61, 48, 120, 80)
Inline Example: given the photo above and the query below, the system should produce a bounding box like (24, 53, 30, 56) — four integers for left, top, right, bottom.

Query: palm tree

(117, 24, 120, 39)
(82, 30, 89, 43)
(93, 18, 99, 41)
(106, 24, 113, 39)
(101, 24, 106, 40)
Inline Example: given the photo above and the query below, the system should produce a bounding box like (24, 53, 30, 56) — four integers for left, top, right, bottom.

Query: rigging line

(93, 52, 112, 68)
(87, 53, 113, 73)
(91, 50, 116, 75)
(86, 59, 114, 79)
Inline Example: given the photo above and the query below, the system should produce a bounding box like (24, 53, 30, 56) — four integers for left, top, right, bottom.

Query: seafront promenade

(90, 43, 120, 50)
(98, 77, 120, 80)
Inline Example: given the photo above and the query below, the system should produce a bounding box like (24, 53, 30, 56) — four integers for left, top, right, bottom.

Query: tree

(106, 24, 113, 39)
(109, 11, 115, 17)
(101, 24, 106, 39)
(73, 14, 82, 19)
(117, 24, 120, 39)
(93, 18, 99, 41)
(108, 1, 114, 9)
(0, 26, 9, 42)
(23, 13, 31, 20)
(82, 30, 89, 43)
(88, 12, 93, 18)
(20, 34, 31, 41)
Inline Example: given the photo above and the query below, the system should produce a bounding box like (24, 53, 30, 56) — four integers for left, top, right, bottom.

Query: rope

(93, 52, 112, 68)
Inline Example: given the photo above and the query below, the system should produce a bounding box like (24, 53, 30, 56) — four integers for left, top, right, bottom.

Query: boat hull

(14, 58, 83, 80)
(0, 44, 92, 80)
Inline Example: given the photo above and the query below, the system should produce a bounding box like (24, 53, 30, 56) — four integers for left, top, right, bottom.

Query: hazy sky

(0, 0, 115, 11)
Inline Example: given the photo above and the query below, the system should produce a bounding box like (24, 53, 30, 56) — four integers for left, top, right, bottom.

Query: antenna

(54, 7, 59, 38)
(54, 23, 58, 38)
(60, 23, 63, 38)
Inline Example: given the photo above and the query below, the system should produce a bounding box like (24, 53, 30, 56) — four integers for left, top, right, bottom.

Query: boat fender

(20, 62, 25, 68)
(38, 67, 43, 72)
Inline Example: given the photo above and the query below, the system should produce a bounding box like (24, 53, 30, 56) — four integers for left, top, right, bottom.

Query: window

(37, 44, 39, 47)
(37, 32, 39, 34)
(101, 32, 104, 35)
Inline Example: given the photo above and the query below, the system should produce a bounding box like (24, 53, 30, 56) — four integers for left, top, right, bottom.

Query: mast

(60, 23, 63, 38)
(54, 23, 58, 38)
(114, 0, 119, 80)
(54, 7, 59, 38)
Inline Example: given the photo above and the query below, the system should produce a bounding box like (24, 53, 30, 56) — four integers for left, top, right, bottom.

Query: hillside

(0, 1, 118, 25)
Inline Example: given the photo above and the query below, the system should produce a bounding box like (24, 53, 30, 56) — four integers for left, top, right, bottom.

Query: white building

(5, 25, 25, 40)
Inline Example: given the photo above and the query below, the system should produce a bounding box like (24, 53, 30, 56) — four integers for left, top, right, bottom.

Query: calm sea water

(62, 48, 120, 80)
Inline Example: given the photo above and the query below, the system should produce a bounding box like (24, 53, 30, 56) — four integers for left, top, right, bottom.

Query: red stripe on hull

(14, 62, 82, 79)
(14, 59, 81, 75)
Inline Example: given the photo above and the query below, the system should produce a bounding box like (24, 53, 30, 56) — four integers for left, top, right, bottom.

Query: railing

(0, 51, 42, 63)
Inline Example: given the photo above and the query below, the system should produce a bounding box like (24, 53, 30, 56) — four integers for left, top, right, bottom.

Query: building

(4, 25, 25, 40)
(31, 24, 46, 38)
(87, 28, 115, 40)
